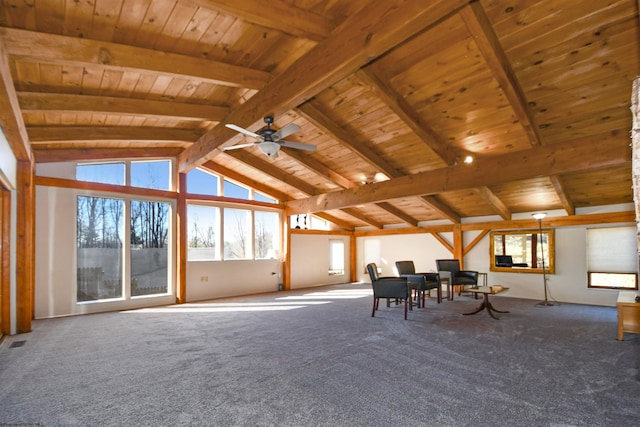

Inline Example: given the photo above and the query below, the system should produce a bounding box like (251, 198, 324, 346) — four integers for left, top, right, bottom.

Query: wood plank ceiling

(0, 0, 638, 230)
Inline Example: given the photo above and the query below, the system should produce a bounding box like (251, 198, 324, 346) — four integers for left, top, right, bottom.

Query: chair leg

(372, 298, 377, 317)
(404, 299, 408, 320)
(422, 290, 426, 308)
(437, 286, 442, 304)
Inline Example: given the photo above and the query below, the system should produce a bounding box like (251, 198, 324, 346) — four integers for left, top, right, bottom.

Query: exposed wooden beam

(223, 150, 319, 195)
(178, 0, 470, 171)
(225, 150, 385, 227)
(313, 212, 355, 232)
(280, 148, 356, 189)
(186, 0, 332, 42)
(357, 66, 456, 166)
(549, 175, 575, 216)
(296, 102, 401, 179)
(0, 27, 271, 90)
(374, 201, 420, 227)
(474, 186, 511, 220)
(33, 147, 183, 163)
(420, 195, 461, 223)
(341, 208, 384, 229)
(27, 126, 203, 143)
(0, 36, 31, 161)
(18, 92, 229, 122)
(459, 1, 542, 146)
(286, 136, 631, 214)
(282, 147, 418, 226)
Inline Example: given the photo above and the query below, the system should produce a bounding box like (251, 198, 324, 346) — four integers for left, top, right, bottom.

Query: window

(329, 239, 345, 275)
(131, 160, 171, 190)
(587, 226, 638, 290)
(224, 179, 249, 199)
(254, 191, 276, 203)
(76, 196, 124, 302)
(187, 205, 220, 261)
(187, 168, 219, 196)
(255, 211, 279, 259)
(130, 200, 170, 296)
(77, 163, 125, 185)
(75, 161, 175, 304)
(224, 208, 251, 259)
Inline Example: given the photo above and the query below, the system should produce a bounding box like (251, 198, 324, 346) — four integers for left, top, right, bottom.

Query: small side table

(617, 291, 640, 341)
(463, 286, 510, 320)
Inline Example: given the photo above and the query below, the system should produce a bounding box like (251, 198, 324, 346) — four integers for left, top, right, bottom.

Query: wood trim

(353, 211, 634, 237)
(176, 173, 187, 304)
(35, 176, 178, 200)
(350, 234, 357, 283)
(16, 160, 34, 333)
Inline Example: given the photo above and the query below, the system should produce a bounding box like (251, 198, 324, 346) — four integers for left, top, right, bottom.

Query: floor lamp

(533, 213, 554, 307)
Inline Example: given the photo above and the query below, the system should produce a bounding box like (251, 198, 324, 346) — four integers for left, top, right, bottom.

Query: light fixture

(259, 141, 280, 158)
(532, 213, 554, 307)
(463, 155, 474, 164)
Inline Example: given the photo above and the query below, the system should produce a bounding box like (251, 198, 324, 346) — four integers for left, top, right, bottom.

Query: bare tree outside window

(77, 196, 123, 302)
(131, 200, 169, 296)
(187, 205, 220, 260)
(224, 208, 250, 259)
(255, 211, 279, 259)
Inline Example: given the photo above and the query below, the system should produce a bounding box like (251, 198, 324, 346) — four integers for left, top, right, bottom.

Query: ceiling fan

(224, 116, 316, 159)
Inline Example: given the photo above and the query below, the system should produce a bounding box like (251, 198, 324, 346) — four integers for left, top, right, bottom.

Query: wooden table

(462, 286, 510, 320)
(617, 291, 640, 341)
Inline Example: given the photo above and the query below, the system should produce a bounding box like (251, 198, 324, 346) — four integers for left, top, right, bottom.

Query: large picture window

(76, 196, 124, 302)
(130, 200, 170, 296)
(76, 161, 174, 304)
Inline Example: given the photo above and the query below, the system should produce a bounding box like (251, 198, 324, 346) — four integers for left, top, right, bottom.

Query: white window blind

(587, 226, 638, 273)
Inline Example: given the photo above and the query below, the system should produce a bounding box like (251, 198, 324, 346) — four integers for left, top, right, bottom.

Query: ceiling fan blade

(280, 140, 316, 151)
(225, 123, 262, 140)
(223, 142, 257, 151)
(272, 123, 301, 140)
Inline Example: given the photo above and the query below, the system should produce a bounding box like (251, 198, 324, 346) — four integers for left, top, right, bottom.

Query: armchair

(395, 261, 442, 306)
(367, 263, 411, 320)
(436, 259, 479, 299)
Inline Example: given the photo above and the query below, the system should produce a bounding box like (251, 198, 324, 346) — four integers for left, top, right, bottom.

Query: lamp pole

(533, 213, 554, 307)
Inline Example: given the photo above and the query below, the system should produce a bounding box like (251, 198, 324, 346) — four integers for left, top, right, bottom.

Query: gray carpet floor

(0, 283, 639, 427)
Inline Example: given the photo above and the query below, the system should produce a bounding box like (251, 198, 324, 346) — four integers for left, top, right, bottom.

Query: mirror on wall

(490, 229, 555, 274)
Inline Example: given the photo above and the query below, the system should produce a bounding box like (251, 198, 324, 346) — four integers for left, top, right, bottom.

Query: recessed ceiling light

(463, 155, 474, 164)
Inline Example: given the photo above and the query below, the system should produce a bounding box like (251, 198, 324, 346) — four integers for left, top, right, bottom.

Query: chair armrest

(457, 271, 478, 281)
(417, 272, 440, 284)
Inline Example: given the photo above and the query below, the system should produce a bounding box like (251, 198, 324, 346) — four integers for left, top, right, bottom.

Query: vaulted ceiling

(1, 0, 638, 230)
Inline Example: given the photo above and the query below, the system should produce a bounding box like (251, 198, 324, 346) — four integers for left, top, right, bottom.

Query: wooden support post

(176, 173, 187, 304)
(16, 159, 34, 333)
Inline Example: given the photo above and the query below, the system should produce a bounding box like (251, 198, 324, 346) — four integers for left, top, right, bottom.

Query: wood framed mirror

(490, 229, 555, 274)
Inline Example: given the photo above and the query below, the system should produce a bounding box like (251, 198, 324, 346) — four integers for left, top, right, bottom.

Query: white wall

(187, 259, 281, 301)
(0, 130, 18, 334)
(289, 233, 351, 289)
(354, 213, 634, 307)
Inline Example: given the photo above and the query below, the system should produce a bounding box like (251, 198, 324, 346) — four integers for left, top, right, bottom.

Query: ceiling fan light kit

(224, 116, 316, 159)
